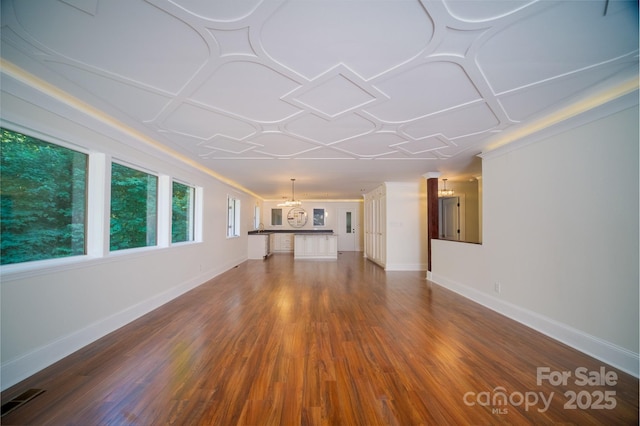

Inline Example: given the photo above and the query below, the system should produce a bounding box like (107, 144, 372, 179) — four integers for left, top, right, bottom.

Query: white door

(337, 208, 357, 251)
(440, 197, 460, 240)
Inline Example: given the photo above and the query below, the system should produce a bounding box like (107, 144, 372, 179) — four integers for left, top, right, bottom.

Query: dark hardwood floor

(2, 252, 638, 425)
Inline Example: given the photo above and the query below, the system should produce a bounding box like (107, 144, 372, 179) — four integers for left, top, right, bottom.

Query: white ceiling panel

(173, 0, 263, 21)
(393, 136, 449, 155)
(333, 132, 407, 158)
(250, 132, 320, 157)
(364, 61, 483, 122)
(286, 69, 382, 119)
(499, 61, 639, 121)
(163, 104, 257, 140)
(45, 62, 172, 122)
(285, 113, 376, 145)
(199, 136, 259, 155)
(0, 0, 637, 200)
(191, 61, 301, 121)
(260, 0, 433, 80)
(402, 102, 500, 140)
(476, 1, 639, 93)
(12, 0, 208, 93)
(442, 0, 536, 22)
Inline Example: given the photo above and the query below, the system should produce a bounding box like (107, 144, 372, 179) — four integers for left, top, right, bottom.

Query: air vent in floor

(1, 388, 45, 417)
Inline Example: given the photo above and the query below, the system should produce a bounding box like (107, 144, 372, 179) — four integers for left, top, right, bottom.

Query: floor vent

(1, 388, 45, 417)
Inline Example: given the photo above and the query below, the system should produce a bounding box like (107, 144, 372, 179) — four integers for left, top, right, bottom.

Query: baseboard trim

(429, 273, 639, 378)
(0, 258, 243, 391)
(384, 263, 427, 272)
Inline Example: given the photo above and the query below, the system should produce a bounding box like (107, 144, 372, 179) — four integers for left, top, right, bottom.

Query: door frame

(337, 207, 358, 251)
(438, 194, 466, 241)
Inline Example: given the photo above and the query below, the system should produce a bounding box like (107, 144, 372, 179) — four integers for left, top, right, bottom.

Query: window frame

(271, 208, 283, 226)
(313, 208, 326, 227)
(171, 179, 196, 244)
(0, 126, 89, 266)
(0, 122, 204, 279)
(227, 195, 241, 238)
(109, 160, 159, 252)
(254, 204, 261, 230)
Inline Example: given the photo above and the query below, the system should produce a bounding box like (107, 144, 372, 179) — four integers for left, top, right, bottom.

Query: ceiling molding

(1, 0, 637, 199)
(480, 79, 639, 161)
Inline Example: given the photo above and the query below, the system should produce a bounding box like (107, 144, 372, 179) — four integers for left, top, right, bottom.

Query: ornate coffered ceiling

(1, 0, 638, 199)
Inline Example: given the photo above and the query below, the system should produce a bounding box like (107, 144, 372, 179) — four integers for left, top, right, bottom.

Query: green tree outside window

(1, 128, 87, 265)
(172, 181, 194, 243)
(110, 163, 157, 251)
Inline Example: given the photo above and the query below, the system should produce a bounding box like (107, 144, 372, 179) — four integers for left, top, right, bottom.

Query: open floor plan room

(2, 253, 637, 425)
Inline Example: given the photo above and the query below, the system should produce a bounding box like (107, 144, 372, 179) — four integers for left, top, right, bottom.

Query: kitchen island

(293, 233, 338, 260)
(248, 230, 337, 260)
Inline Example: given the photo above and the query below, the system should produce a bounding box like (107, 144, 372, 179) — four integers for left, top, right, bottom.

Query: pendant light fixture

(277, 178, 302, 207)
(438, 178, 454, 197)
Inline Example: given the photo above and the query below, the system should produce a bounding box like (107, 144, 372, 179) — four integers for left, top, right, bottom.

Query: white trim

(480, 90, 639, 161)
(193, 186, 204, 242)
(384, 263, 427, 272)
(429, 273, 640, 378)
(422, 172, 441, 179)
(86, 152, 110, 257)
(0, 256, 246, 391)
(226, 195, 241, 238)
(157, 174, 172, 247)
(110, 158, 160, 179)
(0, 120, 91, 155)
(0, 242, 208, 282)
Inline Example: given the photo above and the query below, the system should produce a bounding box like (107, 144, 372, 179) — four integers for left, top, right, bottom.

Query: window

(1, 128, 87, 265)
(172, 181, 195, 243)
(110, 162, 157, 251)
(254, 204, 261, 230)
(227, 195, 241, 237)
(313, 208, 326, 226)
(271, 208, 282, 226)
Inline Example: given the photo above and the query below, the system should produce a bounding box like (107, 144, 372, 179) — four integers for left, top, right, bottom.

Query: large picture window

(172, 181, 195, 243)
(110, 163, 158, 251)
(0, 128, 87, 265)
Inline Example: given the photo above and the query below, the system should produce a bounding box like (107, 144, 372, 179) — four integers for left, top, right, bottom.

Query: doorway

(337, 208, 357, 251)
(439, 196, 464, 241)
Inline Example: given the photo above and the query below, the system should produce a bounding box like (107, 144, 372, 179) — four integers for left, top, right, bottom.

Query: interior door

(440, 197, 460, 240)
(337, 208, 357, 251)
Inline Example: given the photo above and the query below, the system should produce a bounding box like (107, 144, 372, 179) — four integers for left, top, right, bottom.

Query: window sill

(0, 241, 201, 283)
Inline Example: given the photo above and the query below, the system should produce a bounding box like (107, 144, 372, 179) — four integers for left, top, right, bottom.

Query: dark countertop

(248, 229, 333, 235)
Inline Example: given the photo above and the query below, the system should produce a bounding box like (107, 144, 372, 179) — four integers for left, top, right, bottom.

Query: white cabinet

(248, 234, 271, 259)
(294, 234, 338, 259)
(272, 233, 294, 253)
(364, 185, 386, 268)
(365, 182, 427, 271)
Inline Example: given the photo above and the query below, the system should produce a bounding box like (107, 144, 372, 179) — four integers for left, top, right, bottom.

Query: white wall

(0, 77, 260, 390)
(385, 180, 427, 271)
(431, 101, 639, 376)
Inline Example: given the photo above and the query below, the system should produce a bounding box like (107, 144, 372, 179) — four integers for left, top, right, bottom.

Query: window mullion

(194, 187, 204, 242)
(157, 174, 171, 247)
(86, 153, 110, 257)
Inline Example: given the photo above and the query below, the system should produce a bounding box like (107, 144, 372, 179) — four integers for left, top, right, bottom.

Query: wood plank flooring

(2, 252, 638, 425)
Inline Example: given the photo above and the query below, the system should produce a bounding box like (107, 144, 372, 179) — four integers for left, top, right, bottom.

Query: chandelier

(438, 179, 454, 197)
(277, 178, 302, 207)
